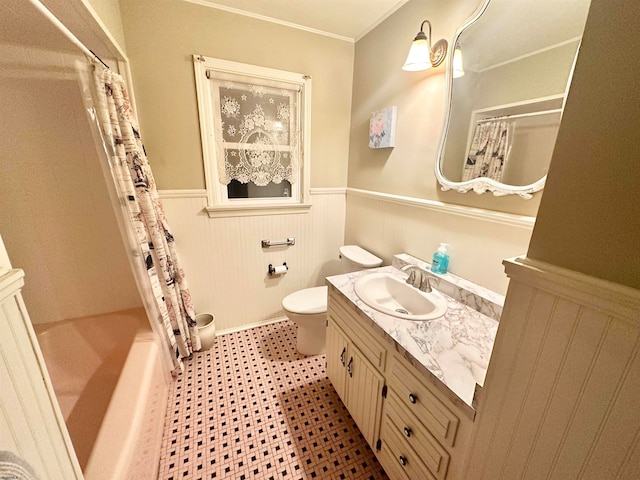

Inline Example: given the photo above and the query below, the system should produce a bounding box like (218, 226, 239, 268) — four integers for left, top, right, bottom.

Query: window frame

(193, 55, 312, 218)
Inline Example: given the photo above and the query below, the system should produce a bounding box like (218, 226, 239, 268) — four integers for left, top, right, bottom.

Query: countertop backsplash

(392, 253, 504, 322)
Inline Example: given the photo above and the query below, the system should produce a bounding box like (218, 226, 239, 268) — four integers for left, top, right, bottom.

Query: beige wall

(472, 42, 578, 111)
(347, 0, 544, 217)
(345, 0, 542, 294)
(345, 193, 534, 294)
(528, 0, 640, 290)
(119, 0, 354, 190)
(112, 0, 640, 301)
(0, 46, 142, 323)
(83, 0, 128, 53)
(116, 0, 354, 330)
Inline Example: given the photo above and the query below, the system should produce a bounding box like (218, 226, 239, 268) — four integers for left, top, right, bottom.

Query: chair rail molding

(346, 188, 535, 229)
(158, 189, 208, 199)
(159, 187, 346, 199)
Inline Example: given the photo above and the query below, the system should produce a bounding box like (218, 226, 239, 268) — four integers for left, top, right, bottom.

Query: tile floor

(158, 320, 389, 480)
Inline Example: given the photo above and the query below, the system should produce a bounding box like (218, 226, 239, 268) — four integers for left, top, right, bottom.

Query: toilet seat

(282, 286, 328, 315)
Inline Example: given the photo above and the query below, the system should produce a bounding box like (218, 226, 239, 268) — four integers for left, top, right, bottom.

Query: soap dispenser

(431, 243, 450, 274)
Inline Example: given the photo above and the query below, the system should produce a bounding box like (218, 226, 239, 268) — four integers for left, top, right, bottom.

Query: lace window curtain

(208, 72, 300, 188)
(462, 120, 512, 182)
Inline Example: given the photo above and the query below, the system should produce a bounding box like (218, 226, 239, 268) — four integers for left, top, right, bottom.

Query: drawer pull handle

(347, 357, 353, 377)
(403, 426, 412, 438)
(399, 455, 407, 467)
(340, 347, 346, 366)
(408, 393, 418, 404)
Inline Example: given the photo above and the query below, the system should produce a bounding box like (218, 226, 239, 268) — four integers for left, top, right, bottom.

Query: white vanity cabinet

(326, 285, 476, 480)
(377, 353, 474, 480)
(326, 288, 387, 449)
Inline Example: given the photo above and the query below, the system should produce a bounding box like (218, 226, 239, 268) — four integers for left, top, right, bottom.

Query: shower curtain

(462, 120, 511, 182)
(91, 63, 200, 374)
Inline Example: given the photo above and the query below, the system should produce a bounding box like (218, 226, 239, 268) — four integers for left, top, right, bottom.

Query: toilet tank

(339, 245, 383, 271)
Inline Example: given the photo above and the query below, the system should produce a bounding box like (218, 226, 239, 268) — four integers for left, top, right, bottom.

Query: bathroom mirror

(435, 0, 592, 198)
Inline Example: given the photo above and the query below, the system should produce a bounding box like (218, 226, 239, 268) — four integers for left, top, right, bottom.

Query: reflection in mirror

(436, 0, 592, 198)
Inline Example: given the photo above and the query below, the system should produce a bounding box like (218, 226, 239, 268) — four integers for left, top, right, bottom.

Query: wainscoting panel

(344, 190, 535, 295)
(463, 257, 640, 479)
(159, 189, 346, 332)
(0, 267, 82, 479)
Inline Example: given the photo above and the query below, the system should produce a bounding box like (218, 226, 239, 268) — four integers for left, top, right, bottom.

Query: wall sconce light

(453, 47, 465, 78)
(402, 20, 448, 72)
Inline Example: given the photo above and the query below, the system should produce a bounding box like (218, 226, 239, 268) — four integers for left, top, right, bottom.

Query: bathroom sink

(354, 272, 448, 321)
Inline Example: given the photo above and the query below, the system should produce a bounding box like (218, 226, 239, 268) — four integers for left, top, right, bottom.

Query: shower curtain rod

(476, 108, 562, 123)
(27, 0, 108, 67)
(89, 50, 110, 68)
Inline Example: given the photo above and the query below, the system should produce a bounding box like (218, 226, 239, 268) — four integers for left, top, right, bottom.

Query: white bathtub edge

(83, 333, 168, 480)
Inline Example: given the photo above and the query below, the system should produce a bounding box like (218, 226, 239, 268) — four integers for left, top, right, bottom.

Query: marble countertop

(326, 265, 500, 410)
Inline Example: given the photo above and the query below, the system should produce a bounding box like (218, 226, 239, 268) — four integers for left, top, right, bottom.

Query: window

(193, 56, 311, 217)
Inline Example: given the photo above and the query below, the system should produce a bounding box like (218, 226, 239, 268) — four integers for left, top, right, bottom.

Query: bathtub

(34, 308, 168, 480)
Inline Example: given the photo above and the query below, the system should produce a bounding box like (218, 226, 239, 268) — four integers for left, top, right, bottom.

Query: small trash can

(196, 313, 216, 351)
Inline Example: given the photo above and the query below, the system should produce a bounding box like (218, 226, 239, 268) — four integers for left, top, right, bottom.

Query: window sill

(205, 203, 312, 218)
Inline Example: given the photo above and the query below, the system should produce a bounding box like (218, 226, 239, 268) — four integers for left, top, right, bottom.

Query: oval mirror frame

(435, 0, 581, 200)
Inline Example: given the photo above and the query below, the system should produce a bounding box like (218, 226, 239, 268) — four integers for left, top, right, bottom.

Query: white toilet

(282, 245, 383, 355)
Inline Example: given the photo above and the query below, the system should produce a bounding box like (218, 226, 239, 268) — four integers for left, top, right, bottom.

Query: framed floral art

(369, 106, 397, 149)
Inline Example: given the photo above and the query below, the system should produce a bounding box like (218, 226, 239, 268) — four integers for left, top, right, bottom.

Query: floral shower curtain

(462, 120, 511, 182)
(91, 64, 200, 374)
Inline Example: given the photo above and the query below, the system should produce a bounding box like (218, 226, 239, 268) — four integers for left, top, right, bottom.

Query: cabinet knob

(340, 347, 346, 366)
(403, 426, 412, 438)
(347, 357, 353, 377)
(408, 393, 418, 404)
(399, 455, 407, 467)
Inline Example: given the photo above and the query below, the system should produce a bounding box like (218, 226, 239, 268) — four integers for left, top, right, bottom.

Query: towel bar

(261, 237, 295, 248)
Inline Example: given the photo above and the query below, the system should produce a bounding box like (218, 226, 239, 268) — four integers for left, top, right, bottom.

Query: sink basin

(354, 272, 448, 321)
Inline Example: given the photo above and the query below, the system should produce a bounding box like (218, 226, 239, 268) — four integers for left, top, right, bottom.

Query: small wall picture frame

(369, 106, 397, 149)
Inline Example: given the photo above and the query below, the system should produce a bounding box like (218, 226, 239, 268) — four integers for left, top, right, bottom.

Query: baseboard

(215, 316, 289, 336)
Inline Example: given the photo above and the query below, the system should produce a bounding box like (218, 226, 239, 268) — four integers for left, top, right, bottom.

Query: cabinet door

(326, 318, 348, 401)
(345, 346, 385, 448)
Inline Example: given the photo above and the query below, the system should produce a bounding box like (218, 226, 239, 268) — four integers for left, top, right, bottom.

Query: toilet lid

(339, 245, 383, 268)
(282, 286, 328, 314)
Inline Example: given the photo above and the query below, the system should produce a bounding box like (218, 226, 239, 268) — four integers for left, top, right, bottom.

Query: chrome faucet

(401, 264, 435, 292)
(419, 272, 435, 293)
(401, 264, 421, 288)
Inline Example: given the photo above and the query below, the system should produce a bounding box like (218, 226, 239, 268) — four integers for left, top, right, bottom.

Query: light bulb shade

(402, 37, 432, 71)
(453, 47, 465, 78)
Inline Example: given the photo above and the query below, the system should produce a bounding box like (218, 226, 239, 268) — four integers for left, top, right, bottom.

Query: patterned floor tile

(159, 320, 388, 479)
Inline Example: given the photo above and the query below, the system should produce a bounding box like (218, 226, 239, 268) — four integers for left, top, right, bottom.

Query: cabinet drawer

(379, 413, 437, 480)
(384, 390, 450, 480)
(328, 290, 387, 372)
(390, 357, 459, 447)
